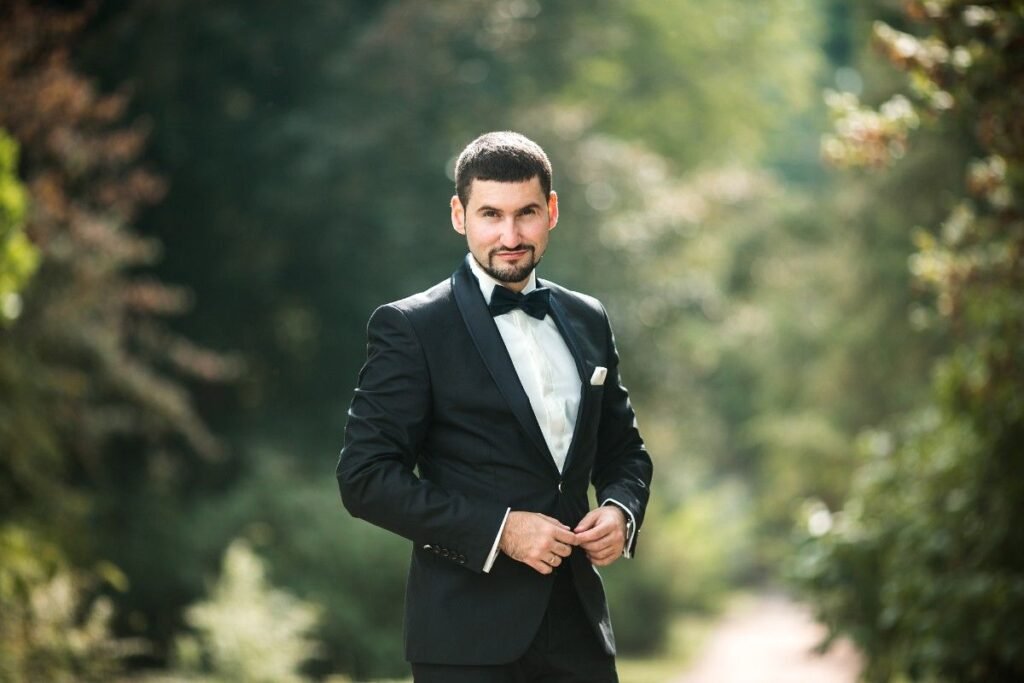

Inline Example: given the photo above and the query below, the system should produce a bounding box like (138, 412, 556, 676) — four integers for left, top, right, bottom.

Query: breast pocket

(587, 364, 609, 387)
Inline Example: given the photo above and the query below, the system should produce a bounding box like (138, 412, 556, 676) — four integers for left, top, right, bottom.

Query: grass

(615, 611, 717, 683)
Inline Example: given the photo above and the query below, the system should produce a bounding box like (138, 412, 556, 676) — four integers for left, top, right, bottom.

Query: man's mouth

(492, 247, 533, 260)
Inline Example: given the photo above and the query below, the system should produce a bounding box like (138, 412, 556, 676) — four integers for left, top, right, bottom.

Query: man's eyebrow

(474, 202, 543, 214)
(516, 203, 543, 213)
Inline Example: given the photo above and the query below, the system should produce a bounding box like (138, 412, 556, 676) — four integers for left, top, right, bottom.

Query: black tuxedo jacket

(336, 256, 653, 665)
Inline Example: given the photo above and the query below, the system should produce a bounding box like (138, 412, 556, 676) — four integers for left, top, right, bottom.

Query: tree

(0, 0, 234, 534)
(0, 525, 140, 683)
(795, 2, 1024, 680)
(0, 7, 233, 676)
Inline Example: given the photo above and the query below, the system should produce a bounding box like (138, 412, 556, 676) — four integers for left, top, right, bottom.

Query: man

(336, 131, 652, 682)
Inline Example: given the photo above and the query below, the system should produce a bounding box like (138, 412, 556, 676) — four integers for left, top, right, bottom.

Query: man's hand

(499, 511, 578, 575)
(574, 506, 627, 567)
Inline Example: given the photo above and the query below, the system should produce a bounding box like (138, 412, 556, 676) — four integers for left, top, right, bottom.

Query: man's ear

(451, 195, 466, 235)
(547, 191, 559, 231)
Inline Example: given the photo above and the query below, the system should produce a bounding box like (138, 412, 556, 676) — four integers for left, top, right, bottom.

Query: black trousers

(411, 565, 618, 683)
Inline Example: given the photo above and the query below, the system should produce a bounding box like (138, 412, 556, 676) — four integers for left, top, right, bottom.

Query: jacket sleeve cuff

(482, 507, 511, 573)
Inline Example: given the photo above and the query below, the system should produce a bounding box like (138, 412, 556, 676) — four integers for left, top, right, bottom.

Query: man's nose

(498, 219, 522, 247)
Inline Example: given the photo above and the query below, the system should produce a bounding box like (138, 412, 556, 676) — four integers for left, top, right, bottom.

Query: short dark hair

(454, 131, 553, 209)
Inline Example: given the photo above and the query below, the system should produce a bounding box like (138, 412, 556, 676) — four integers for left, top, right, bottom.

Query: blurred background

(1, 1, 1021, 681)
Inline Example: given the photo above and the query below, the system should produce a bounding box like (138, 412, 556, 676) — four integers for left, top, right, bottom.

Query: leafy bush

(170, 539, 322, 683)
(795, 413, 1024, 681)
(0, 525, 139, 682)
(794, 2, 1024, 680)
(137, 453, 411, 681)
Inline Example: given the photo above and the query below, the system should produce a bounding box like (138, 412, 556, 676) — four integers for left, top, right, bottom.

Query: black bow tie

(488, 285, 551, 320)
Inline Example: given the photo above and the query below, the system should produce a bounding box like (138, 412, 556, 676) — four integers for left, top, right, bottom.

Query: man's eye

(482, 210, 499, 218)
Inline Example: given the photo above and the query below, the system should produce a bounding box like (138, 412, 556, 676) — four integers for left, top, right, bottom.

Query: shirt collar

(466, 254, 537, 304)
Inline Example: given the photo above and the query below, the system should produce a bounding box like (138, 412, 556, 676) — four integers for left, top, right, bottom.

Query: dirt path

(671, 593, 862, 683)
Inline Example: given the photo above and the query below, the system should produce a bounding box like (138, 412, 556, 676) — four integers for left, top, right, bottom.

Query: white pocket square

(590, 366, 607, 386)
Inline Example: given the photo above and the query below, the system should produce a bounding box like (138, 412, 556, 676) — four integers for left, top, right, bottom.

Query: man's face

(451, 177, 559, 291)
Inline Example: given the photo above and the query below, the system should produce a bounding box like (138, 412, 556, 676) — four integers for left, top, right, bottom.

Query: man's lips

(493, 248, 531, 260)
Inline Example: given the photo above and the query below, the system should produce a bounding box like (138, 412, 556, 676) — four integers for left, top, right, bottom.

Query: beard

(483, 246, 539, 284)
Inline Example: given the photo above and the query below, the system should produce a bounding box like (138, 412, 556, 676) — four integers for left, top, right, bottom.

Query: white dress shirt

(467, 258, 636, 572)
(471, 258, 581, 471)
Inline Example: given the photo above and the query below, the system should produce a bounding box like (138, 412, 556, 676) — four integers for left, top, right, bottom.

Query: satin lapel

(452, 259, 558, 475)
(545, 288, 596, 474)
(546, 293, 587, 381)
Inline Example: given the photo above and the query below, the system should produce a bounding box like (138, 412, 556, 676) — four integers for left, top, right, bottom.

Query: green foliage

(78, 0, 827, 451)
(558, 0, 823, 169)
(795, 415, 1024, 681)
(794, 1, 1024, 680)
(0, 6, 236, 681)
(170, 539, 322, 683)
(192, 457, 410, 680)
(0, 129, 38, 324)
(0, 525, 138, 683)
(13, 0, 1010, 679)
(557, 129, 939, 573)
(599, 558, 675, 655)
(603, 479, 756, 653)
(68, 1, 829, 675)
(92, 453, 410, 680)
(602, 482, 754, 654)
(0, 1, 234, 537)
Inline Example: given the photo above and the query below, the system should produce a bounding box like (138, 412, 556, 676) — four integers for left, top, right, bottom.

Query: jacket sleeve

(591, 306, 654, 557)
(336, 303, 508, 573)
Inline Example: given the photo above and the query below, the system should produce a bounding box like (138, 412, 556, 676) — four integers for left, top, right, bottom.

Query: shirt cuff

(601, 498, 636, 559)
(483, 507, 511, 573)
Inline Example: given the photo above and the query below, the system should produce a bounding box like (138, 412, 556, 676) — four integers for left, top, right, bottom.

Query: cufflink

(590, 366, 607, 386)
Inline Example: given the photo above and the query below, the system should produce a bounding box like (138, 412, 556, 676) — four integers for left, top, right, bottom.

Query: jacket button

(558, 481, 563, 492)
(423, 544, 432, 551)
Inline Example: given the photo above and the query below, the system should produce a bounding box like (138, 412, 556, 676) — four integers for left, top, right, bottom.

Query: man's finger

(551, 541, 573, 557)
(552, 526, 580, 546)
(587, 548, 617, 564)
(530, 551, 560, 574)
(579, 539, 611, 554)
(575, 524, 614, 544)
(531, 559, 554, 574)
(580, 540, 614, 556)
(573, 509, 601, 532)
(583, 534, 624, 561)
